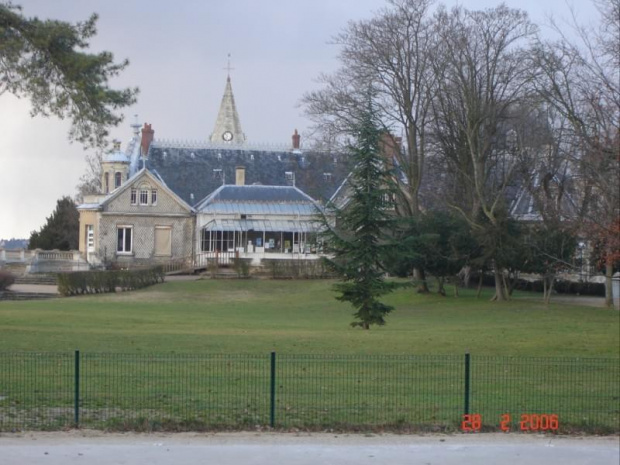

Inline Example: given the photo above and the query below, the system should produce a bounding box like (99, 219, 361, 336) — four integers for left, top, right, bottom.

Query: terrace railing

(0, 352, 617, 433)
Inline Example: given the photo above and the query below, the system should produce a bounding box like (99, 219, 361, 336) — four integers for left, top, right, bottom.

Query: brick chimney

(379, 132, 401, 170)
(292, 129, 301, 150)
(235, 166, 246, 186)
(140, 123, 154, 157)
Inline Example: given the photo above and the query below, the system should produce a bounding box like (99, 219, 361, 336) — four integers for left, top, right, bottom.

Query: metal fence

(0, 352, 618, 433)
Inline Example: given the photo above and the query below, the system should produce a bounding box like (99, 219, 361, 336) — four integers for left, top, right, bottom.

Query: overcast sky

(0, 0, 599, 240)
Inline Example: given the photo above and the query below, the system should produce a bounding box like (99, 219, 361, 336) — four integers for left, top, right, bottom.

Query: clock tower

(210, 67, 246, 144)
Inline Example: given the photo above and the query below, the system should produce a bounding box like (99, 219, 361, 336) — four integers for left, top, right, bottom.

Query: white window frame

(151, 189, 158, 206)
(130, 188, 137, 205)
(139, 188, 149, 205)
(86, 224, 94, 250)
(116, 226, 133, 254)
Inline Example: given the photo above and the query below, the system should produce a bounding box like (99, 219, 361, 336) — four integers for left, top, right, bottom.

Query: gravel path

(0, 432, 617, 465)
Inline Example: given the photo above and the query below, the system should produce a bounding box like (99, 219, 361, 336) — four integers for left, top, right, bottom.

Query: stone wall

(98, 214, 194, 265)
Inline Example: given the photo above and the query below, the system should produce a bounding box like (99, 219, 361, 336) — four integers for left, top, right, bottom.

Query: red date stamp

(461, 413, 559, 432)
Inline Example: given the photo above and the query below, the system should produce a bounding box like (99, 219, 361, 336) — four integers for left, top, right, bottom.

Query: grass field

(0, 279, 618, 356)
(0, 279, 618, 432)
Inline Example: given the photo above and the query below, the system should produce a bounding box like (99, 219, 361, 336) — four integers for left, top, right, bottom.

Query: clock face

(222, 131, 233, 142)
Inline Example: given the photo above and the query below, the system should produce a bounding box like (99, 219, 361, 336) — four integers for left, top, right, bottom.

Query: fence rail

(0, 352, 617, 433)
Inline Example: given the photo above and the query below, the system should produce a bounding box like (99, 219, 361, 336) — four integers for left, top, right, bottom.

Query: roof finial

(224, 53, 234, 78)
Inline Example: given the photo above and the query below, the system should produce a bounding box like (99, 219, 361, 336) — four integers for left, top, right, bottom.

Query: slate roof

(207, 185, 314, 202)
(146, 144, 351, 206)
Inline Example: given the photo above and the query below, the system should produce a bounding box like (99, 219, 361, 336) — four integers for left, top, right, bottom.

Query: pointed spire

(210, 56, 246, 144)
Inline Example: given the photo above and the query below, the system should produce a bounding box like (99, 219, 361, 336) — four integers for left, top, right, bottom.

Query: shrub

(207, 259, 219, 279)
(233, 257, 251, 278)
(0, 270, 16, 291)
(262, 259, 336, 279)
(57, 266, 164, 296)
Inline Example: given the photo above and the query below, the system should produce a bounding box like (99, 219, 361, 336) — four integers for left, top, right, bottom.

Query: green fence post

(270, 351, 276, 428)
(74, 350, 80, 427)
(464, 352, 471, 415)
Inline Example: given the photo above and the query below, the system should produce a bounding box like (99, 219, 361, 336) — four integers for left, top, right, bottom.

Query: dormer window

(115, 172, 122, 188)
(140, 188, 149, 205)
(323, 172, 332, 182)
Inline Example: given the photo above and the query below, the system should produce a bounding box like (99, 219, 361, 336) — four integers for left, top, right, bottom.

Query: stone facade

(78, 169, 195, 267)
(98, 213, 193, 265)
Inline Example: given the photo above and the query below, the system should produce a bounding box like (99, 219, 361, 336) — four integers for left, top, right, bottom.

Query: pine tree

(28, 197, 79, 250)
(0, 3, 138, 147)
(320, 109, 399, 329)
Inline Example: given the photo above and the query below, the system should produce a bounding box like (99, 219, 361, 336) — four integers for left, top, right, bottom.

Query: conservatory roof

(202, 218, 321, 233)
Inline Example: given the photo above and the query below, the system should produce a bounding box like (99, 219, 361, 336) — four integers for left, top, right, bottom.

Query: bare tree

(431, 4, 537, 300)
(303, 0, 438, 291)
(75, 149, 103, 203)
(303, 0, 437, 214)
(533, 0, 620, 307)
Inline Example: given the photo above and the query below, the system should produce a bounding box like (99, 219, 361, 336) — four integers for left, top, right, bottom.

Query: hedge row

(263, 259, 336, 279)
(477, 273, 606, 296)
(515, 279, 606, 297)
(57, 267, 165, 296)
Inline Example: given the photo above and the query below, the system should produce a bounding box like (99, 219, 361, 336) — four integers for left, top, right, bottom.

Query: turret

(101, 140, 131, 194)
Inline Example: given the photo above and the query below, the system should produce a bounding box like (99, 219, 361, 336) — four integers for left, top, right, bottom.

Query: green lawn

(0, 279, 617, 356)
(1, 279, 618, 432)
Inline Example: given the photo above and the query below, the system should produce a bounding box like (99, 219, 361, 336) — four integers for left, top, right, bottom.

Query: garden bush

(0, 270, 16, 291)
(263, 259, 336, 279)
(58, 266, 165, 296)
(232, 257, 251, 278)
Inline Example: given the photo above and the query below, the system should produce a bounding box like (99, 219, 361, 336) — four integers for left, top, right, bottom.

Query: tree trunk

(544, 274, 555, 305)
(414, 267, 429, 293)
(493, 267, 507, 301)
(501, 273, 511, 301)
(476, 273, 483, 299)
(437, 277, 446, 296)
(458, 266, 471, 288)
(454, 279, 460, 297)
(605, 261, 613, 308)
(507, 271, 519, 296)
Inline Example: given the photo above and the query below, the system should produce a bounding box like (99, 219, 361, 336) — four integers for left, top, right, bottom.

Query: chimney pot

(292, 129, 301, 150)
(141, 123, 154, 157)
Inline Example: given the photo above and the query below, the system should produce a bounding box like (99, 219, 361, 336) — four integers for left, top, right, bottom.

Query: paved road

(7, 284, 58, 294)
(0, 432, 617, 465)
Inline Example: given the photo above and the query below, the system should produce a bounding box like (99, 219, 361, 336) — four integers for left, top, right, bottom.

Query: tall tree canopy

(0, 2, 138, 147)
(28, 196, 79, 251)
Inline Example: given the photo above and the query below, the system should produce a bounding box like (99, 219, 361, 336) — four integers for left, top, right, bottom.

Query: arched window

(115, 172, 122, 188)
(104, 172, 110, 193)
